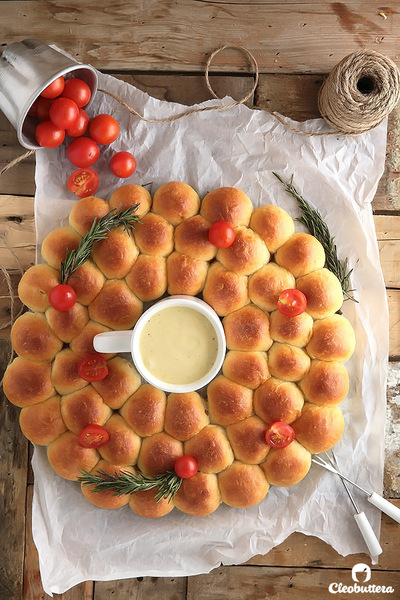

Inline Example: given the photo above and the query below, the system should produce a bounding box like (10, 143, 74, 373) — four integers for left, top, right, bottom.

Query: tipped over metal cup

(0, 39, 98, 149)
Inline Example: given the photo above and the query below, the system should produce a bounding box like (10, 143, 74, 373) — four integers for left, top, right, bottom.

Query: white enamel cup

(0, 39, 98, 149)
(93, 295, 226, 394)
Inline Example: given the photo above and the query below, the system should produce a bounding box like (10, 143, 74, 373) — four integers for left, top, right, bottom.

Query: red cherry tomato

(41, 75, 65, 99)
(35, 121, 65, 148)
(89, 114, 120, 145)
(67, 168, 99, 198)
(48, 284, 76, 311)
(208, 221, 235, 248)
(65, 109, 90, 138)
(37, 97, 54, 121)
(110, 151, 136, 178)
(277, 289, 307, 317)
(62, 78, 91, 107)
(78, 424, 110, 448)
(174, 455, 198, 479)
(49, 97, 79, 129)
(67, 137, 100, 168)
(77, 354, 109, 382)
(265, 422, 295, 448)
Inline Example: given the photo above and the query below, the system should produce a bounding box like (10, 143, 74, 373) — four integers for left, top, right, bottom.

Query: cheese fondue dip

(139, 306, 219, 385)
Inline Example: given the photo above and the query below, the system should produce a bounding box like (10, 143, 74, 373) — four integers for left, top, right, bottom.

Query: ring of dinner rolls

(6, 182, 355, 518)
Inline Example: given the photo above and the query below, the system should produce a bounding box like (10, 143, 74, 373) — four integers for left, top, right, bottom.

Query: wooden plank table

(1, 2, 399, 599)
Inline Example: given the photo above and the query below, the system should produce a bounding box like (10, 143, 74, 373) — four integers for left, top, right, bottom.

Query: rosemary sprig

(272, 172, 357, 303)
(60, 204, 140, 283)
(77, 468, 182, 503)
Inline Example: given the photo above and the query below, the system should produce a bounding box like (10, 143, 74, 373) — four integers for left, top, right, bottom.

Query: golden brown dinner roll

(98, 414, 141, 466)
(3, 357, 54, 407)
(19, 395, 67, 445)
(65, 260, 105, 306)
(217, 226, 270, 276)
(222, 350, 269, 389)
(129, 488, 175, 518)
(45, 302, 89, 343)
(306, 314, 356, 362)
(133, 212, 174, 256)
(274, 232, 325, 277)
(202, 262, 249, 317)
(174, 215, 217, 261)
(222, 304, 272, 351)
(125, 255, 167, 302)
(81, 461, 135, 509)
(261, 440, 311, 487)
(218, 461, 269, 508)
(92, 357, 141, 410)
(292, 403, 345, 453)
(174, 472, 221, 516)
(152, 181, 200, 225)
(167, 252, 208, 296)
(69, 195, 109, 236)
(254, 377, 304, 425)
(109, 184, 152, 217)
(201, 187, 253, 227)
(88, 280, 143, 330)
(18, 264, 60, 312)
(91, 227, 139, 279)
(137, 432, 183, 477)
(268, 342, 311, 382)
(61, 386, 112, 435)
(69, 320, 115, 360)
(184, 425, 234, 473)
(164, 392, 209, 441)
(51, 349, 88, 395)
(226, 416, 270, 464)
(207, 375, 253, 426)
(47, 430, 99, 481)
(269, 309, 313, 348)
(11, 312, 63, 362)
(248, 263, 296, 312)
(120, 384, 166, 437)
(249, 204, 295, 253)
(41, 226, 81, 269)
(299, 360, 350, 406)
(296, 268, 343, 319)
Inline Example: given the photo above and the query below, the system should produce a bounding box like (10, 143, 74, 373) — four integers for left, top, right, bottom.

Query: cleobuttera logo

(328, 563, 394, 595)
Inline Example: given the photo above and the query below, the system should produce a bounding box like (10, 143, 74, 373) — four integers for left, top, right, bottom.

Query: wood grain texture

(94, 577, 187, 600)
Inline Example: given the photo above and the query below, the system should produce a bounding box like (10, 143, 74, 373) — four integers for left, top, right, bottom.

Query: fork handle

(354, 512, 383, 557)
(368, 492, 400, 524)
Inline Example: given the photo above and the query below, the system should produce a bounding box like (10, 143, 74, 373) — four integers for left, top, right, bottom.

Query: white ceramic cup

(93, 295, 226, 394)
(0, 39, 98, 149)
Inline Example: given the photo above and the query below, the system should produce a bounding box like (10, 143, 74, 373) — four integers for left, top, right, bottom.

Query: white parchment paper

(31, 71, 389, 595)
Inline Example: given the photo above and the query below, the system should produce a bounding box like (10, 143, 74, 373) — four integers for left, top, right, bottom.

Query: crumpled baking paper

(31, 69, 389, 595)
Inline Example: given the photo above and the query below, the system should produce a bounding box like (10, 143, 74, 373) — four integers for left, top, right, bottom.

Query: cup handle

(93, 331, 133, 354)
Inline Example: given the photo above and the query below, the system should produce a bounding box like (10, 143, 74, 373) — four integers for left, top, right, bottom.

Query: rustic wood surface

(1, 1, 399, 599)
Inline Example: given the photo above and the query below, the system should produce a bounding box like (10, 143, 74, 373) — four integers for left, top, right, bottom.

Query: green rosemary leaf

(272, 172, 358, 303)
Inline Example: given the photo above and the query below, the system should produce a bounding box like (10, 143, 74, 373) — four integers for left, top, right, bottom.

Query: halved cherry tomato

(208, 221, 235, 248)
(67, 137, 100, 167)
(78, 354, 109, 382)
(62, 78, 91, 108)
(48, 284, 76, 311)
(110, 151, 136, 178)
(65, 108, 90, 138)
(174, 455, 198, 479)
(35, 121, 65, 148)
(41, 75, 65, 99)
(277, 289, 307, 317)
(49, 97, 79, 129)
(89, 114, 120, 145)
(78, 424, 109, 448)
(67, 168, 99, 198)
(265, 422, 295, 448)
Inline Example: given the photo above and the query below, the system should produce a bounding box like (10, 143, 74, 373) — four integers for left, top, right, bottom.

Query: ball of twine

(318, 49, 400, 135)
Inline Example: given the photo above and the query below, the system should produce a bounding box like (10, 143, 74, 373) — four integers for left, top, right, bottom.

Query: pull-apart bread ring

(6, 182, 355, 517)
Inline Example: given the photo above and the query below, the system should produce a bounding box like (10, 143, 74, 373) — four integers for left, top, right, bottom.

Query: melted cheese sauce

(139, 306, 219, 385)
